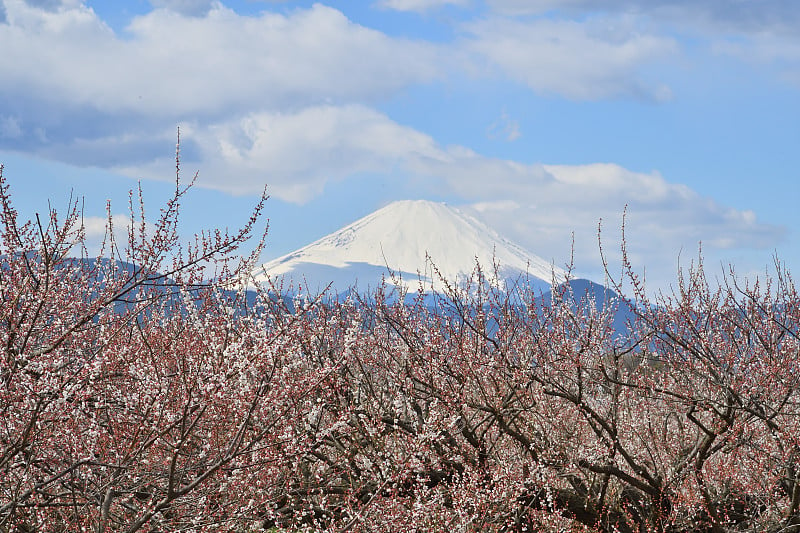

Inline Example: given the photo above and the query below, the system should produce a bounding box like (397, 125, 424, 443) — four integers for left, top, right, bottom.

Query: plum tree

(1, 154, 799, 532)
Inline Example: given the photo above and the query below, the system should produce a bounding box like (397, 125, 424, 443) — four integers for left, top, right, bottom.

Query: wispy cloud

(463, 163, 785, 283)
(114, 103, 783, 287)
(486, 0, 800, 75)
(147, 0, 219, 17)
(374, 0, 470, 12)
(482, 0, 800, 92)
(461, 15, 676, 101)
(0, 116, 22, 139)
(487, 110, 520, 141)
(487, 0, 800, 32)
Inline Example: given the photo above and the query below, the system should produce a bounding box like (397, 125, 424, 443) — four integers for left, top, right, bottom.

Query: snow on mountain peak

(254, 200, 567, 295)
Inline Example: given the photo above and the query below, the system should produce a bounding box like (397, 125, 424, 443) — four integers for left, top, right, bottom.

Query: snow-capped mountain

(254, 200, 567, 297)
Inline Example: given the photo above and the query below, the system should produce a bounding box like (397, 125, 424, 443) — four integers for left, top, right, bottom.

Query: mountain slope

(254, 200, 567, 296)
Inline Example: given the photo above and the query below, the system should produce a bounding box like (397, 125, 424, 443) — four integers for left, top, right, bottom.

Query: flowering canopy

(1, 160, 799, 532)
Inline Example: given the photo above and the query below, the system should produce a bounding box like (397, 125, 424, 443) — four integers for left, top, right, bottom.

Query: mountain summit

(254, 200, 567, 296)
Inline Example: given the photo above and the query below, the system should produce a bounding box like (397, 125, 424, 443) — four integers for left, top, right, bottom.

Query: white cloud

(487, 0, 800, 32)
(121, 104, 443, 201)
(471, 199, 520, 212)
(461, 163, 785, 284)
(0, 116, 22, 139)
(148, 0, 219, 17)
(111, 104, 782, 288)
(23, 0, 64, 11)
(0, 2, 442, 158)
(0, 0, 679, 172)
(81, 213, 133, 240)
(375, 0, 470, 12)
(76, 213, 134, 256)
(463, 16, 676, 100)
(486, 0, 800, 71)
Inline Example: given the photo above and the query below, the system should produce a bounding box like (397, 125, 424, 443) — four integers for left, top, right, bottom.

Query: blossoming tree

(2, 155, 799, 532)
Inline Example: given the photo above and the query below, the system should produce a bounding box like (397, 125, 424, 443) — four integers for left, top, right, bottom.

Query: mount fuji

(254, 200, 568, 297)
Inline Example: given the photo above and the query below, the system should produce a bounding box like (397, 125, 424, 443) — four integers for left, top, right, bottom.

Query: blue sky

(1, 0, 798, 290)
